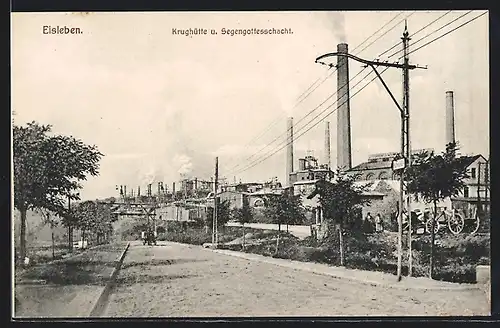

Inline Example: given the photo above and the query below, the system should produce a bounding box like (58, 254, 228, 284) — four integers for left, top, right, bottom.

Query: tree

(13, 122, 103, 260)
(316, 170, 369, 266)
(263, 190, 305, 254)
(206, 199, 231, 233)
(404, 142, 469, 278)
(73, 200, 117, 247)
(38, 208, 59, 260)
(231, 201, 253, 250)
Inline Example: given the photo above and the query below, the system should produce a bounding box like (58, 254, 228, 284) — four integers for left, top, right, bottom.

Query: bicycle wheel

(448, 213, 465, 235)
(425, 218, 440, 234)
(469, 213, 480, 235)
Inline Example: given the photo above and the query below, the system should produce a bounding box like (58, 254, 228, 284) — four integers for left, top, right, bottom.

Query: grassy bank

(160, 221, 489, 284)
(15, 242, 127, 286)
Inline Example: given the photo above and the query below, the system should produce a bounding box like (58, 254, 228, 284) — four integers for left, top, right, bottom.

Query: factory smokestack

(324, 121, 331, 169)
(445, 91, 456, 146)
(286, 117, 294, 187)
(172, 182, 176, 195)
(337, 43, 352, 170)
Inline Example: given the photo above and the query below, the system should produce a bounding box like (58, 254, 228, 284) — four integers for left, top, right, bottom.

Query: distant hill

(13, 209, 67, 247)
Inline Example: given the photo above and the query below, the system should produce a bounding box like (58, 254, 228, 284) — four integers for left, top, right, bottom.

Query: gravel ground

(104, 241, 489, 317)
(14, 243, 127, 318)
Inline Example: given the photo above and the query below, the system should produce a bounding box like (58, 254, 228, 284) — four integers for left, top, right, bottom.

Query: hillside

(13, 210, 67, 247)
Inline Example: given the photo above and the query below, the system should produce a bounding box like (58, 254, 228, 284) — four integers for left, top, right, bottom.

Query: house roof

(459, 154, 485, 168)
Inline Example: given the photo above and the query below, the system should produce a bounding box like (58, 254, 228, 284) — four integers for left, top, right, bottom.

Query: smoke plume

(322, 11, 347, 43)
(173, 153, 194, 178)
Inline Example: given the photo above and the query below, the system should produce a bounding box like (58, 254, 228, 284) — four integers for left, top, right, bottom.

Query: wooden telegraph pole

(212, 157, 219, 246)
(315, 21, 425, 282)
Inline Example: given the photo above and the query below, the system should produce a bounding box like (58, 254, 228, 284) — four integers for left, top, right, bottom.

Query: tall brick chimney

(337, 43, 352, 170)
(286, 117, 294, 187)
(324, 121, 331, 169)
(445, 91, 456, 146)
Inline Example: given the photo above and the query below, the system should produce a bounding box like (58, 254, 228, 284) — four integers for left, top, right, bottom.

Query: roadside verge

(163, 241, 480, 292)
(88, 242, 130, 317)
(14, 243, 129, 318)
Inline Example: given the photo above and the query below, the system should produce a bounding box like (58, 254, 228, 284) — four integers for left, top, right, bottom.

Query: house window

(471, 168, 476, 179)
(463, 186, 469, 198)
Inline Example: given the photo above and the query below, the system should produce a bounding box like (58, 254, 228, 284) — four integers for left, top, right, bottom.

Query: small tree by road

(316, 170, 369, 266)
(73, 200, 117, 248)
(206, 199, 231, 233)
(405, 142, 469, 279)
(263, 190, 305, 254)
(231, 201, 253, 250)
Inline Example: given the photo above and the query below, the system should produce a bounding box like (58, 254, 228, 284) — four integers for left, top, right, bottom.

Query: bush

(158, 228, 212, 245)
(240, 229, 489, 283)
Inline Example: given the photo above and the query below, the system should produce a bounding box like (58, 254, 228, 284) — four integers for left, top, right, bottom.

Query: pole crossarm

(315, 52, 425, 116)
(316, 52, 415, 69)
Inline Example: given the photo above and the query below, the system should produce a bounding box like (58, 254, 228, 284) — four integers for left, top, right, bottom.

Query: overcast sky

(11, 11, 489, 200)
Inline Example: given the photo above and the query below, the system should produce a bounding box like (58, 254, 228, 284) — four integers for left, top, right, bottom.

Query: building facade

(347, 149, 434, 181)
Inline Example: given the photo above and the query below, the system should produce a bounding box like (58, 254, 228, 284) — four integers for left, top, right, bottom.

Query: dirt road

(104, 241, 489, 317)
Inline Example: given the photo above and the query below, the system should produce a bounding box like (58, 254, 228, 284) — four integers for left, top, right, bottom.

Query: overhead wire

(222, 11, 410, 174)
(232, 68, 385, 175)
(225, 13, 413, 175)
(378, 10, 452, 58)
(355, 11, 416, 55)
(226, 67, 369, 176)
(229, 10, 487, 176)
(386, 10, 473, 58)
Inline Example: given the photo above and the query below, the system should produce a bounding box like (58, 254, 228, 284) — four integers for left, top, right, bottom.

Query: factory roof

(293, 180, 319, 185)
(348, 160, 392, 171)
(349, 151, 484, 173)
(249, 188, 283, 196)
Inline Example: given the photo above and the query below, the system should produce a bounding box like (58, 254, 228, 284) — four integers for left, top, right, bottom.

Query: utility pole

(402, 22, 413, 278)
(212, 157, 219, 246)
(68, 195, 72, 252)
(315, 23, 426, 282)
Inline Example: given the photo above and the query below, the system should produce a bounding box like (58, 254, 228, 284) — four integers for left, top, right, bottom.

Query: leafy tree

(206, 199, 231, 234)
(38, 208, 59, 260)
(231, 201, 254, 250)
(13, 122, 102, 260)
(404, 142, 469, 278)
(73, 200, 117, 247)
(316, 170, 369, 266)
(263, 190, 305, 254)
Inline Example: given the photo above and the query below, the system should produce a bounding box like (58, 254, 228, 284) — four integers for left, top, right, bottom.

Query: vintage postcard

(11, 10, 490, 318)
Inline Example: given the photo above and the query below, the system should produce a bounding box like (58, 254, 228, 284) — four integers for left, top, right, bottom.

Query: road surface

(103, 241, 489, 317)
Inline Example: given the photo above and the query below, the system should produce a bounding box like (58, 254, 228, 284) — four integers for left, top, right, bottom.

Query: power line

(226, 11, 453, 176)
(230, 68, 374, 176)
(387, 10, 473, 58)
(238, 67, 337, 153)
(350, 12, 405, 53)
(223, 12, 410, 172)
(378, 10, 452, 58)
(355, 11, 416, 55)
(232, 68, 385, 176)
(232, 10, 487, 176)
(404, 11, 487, 58)
(226, 67, 370, 175)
